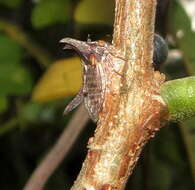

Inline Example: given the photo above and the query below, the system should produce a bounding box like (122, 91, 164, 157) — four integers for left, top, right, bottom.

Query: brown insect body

(83, 60, 106, 121)
(60, 38, 111, 122)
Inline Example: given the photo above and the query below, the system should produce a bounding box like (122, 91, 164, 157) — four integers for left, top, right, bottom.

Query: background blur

(0, 0, 195, 189)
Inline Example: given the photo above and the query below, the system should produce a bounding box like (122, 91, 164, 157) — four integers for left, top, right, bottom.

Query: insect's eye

(153, 34, 168, 70)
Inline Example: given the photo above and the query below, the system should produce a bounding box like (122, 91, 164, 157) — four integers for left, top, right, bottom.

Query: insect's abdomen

(83, 64, 105, 122)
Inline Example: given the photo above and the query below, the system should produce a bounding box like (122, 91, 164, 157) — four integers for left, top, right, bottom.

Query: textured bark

(70, 1, 167, 190)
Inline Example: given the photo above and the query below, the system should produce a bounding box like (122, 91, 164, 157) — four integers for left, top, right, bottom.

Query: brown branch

(23, 104, 89, 190)
(69, 1, 167, 190)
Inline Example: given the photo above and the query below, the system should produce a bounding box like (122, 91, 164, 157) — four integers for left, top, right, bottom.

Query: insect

(60, 34, 168, 122)
(60, 38, 111, 122)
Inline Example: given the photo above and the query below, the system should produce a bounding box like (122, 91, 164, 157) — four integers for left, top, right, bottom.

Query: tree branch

(69, 1, 167, 190)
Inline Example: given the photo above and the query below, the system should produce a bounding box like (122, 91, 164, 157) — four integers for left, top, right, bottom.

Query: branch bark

(70, 1, 167, 190)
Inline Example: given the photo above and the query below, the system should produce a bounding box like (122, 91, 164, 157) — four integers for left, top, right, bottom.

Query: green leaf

(19, 101, 62, 124)
(0, 34, 32, 95)
(0, 0, 23, 8)
(0, 34, 23, 63)
(0, 95, 7, 113)
(31, 0, 71, 28)
(0, 63, 32, 95)
(75, 0, 114, 25)
(19, 102, 43, 122)
(161, 76, 195, 121)
(32, 57, 82, 102)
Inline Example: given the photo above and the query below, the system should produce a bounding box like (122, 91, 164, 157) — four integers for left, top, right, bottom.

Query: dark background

(0, 0, 194, 189)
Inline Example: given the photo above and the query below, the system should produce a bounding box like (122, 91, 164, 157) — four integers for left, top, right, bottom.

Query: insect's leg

(63, 88, 84, 115)
(107, 58, 124, 77)
(112, 69, 124, 77)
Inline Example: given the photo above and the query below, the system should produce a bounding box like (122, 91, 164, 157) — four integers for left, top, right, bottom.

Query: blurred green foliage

(0, 95, 7, 113)
(0, 35, 32, 95)
(0, 0, 194, 189)
(31, 0, 71, 28)
(74, 0, 114, 25)
(0, 0, 23, 8)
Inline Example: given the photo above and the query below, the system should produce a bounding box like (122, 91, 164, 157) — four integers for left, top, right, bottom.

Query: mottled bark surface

(70, 1, 167, 190)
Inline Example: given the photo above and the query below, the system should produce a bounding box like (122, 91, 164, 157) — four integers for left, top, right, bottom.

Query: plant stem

(70, 1, 166, 190)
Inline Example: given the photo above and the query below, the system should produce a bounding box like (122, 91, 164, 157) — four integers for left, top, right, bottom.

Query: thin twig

(23, 104, 89, 190)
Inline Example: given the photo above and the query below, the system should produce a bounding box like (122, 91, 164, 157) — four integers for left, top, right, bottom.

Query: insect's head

(60, 38, 110, 65)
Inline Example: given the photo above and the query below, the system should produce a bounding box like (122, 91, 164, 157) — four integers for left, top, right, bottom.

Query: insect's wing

(83, 64, 105, 122)
(63, 89, 84, 115)
(60, 38, 108, 122)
